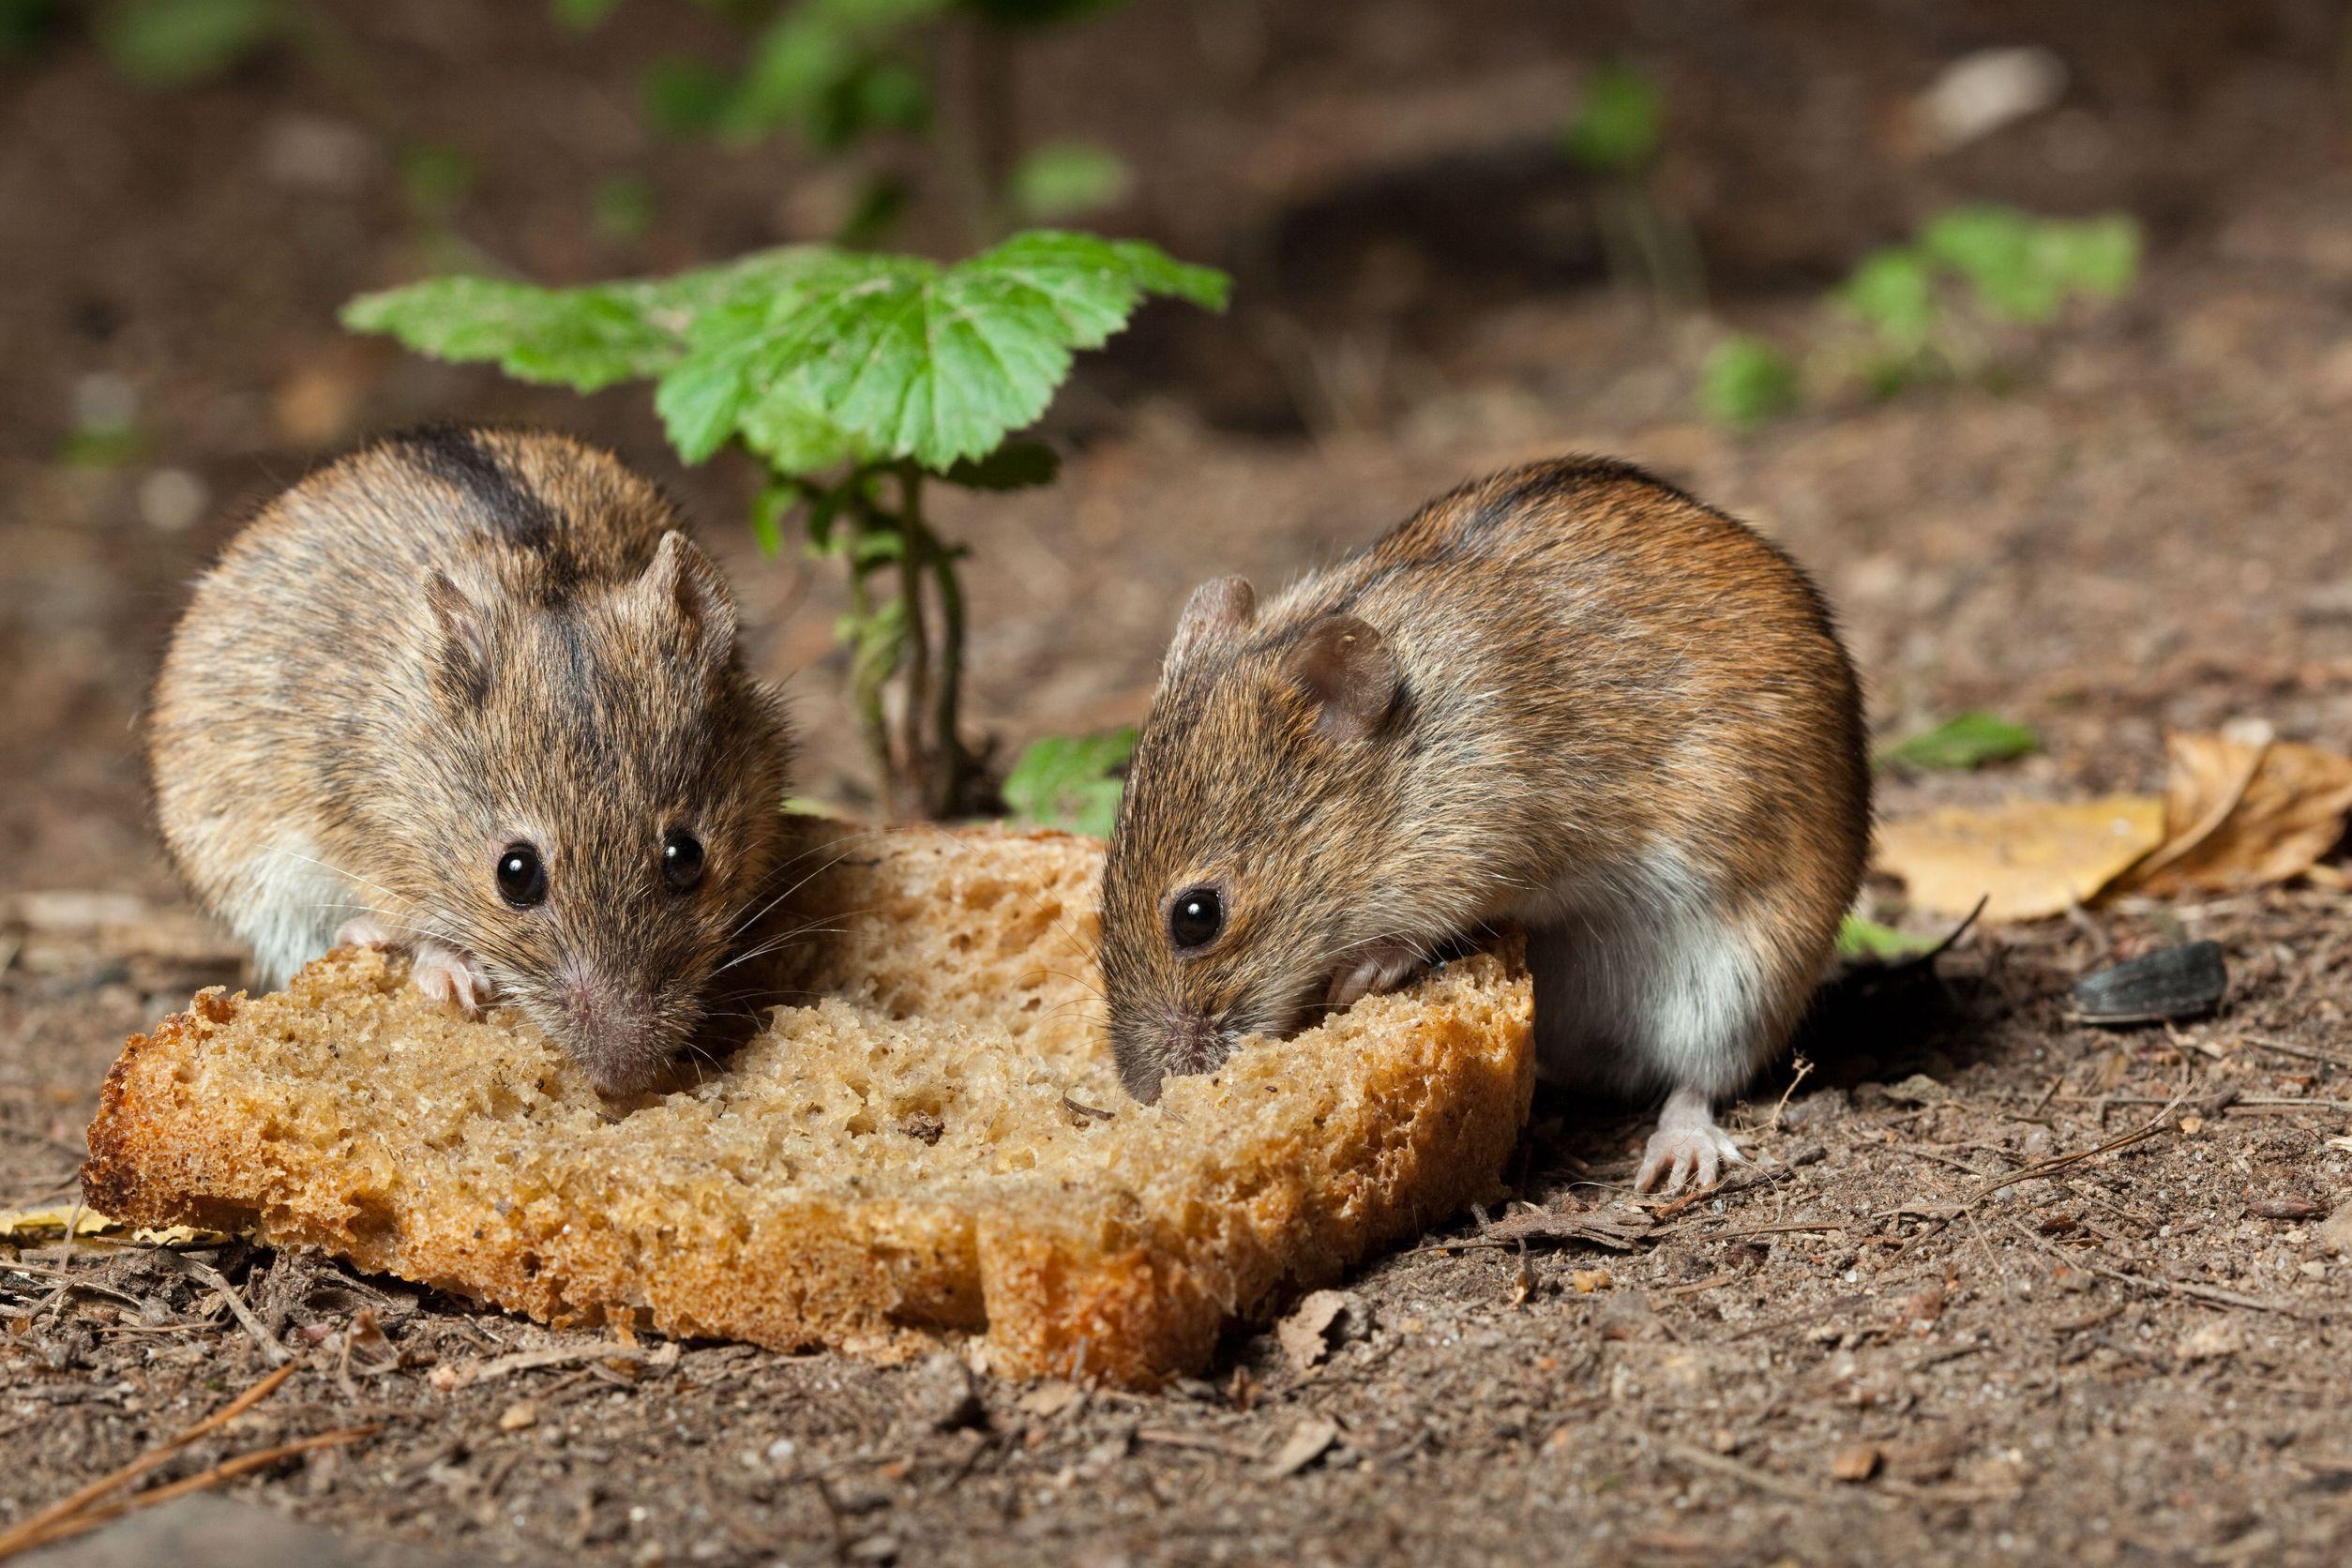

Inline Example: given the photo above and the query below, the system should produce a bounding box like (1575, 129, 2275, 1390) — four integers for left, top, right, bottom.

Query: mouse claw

(411, 942, 493, 1016)
(1326, 939, 1428, 1009)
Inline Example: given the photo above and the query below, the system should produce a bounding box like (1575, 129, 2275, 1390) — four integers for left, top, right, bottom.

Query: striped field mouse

(1096, 457, 1868, 1191)
(147, 427, 795, 1095)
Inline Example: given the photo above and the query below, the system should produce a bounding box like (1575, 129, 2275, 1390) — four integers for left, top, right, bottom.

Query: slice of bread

(83, 824, 1533, 1385)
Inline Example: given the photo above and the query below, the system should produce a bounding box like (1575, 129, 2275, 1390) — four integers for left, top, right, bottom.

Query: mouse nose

(555, 976, 663, 1092)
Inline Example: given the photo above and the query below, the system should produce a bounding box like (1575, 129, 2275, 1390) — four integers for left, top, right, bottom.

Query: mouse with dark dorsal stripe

(147, 428, 794, 1095)
(1098, 457, 1869, 1192)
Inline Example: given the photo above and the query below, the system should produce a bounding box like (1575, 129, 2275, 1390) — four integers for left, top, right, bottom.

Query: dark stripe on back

(398, 428, 591, 605)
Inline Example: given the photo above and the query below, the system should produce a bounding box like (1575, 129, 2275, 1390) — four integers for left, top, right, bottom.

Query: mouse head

(393, 530, 793, 1095)
(1099, 575, 1418, 1103)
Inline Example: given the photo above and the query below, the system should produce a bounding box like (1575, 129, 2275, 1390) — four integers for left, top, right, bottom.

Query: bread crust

(83, 825, 1531, 1386)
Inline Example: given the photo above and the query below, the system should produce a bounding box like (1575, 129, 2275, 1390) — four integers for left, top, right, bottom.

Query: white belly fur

(1519, 845, 1771, 1101)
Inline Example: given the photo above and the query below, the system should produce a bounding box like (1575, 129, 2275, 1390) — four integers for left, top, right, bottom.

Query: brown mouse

(147, 427, 795, 1095)
(1098, 457, 1868, 1192)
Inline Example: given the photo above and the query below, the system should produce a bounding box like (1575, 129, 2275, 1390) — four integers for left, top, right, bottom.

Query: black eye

(663, 830, 705, 892)
(496, 843, 547, 909)
(1167, 886, 1223, 950)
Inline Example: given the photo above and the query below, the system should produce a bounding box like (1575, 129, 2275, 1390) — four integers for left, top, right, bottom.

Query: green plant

(600, 0, 1133, 246)
(345, 230, 1228, 819)
(1835, 912, 1937, 961)
(94, 0, 282, 87)
(1838, 206, 2139, 389)
(1698, 335, 1799, 430)
(1560, 61, 1700, 311)
(1001, 726, 1134, 836)
(1875, 711, 2040, 772)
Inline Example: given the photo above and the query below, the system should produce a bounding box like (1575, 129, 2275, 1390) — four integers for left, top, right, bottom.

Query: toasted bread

(83, 824, 1533, 1385)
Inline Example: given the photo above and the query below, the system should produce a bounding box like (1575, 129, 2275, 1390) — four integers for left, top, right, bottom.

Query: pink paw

(1635, 1085, 1745, 1194)
(410, 942, 493, 1016)
(1636, 1123, 1743, 1194)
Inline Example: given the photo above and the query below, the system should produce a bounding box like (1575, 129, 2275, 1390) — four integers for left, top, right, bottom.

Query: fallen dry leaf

(1263, 1415, 1341, 1479)
(0, 1204, 222, 1248)
(2119, 728, 2352, 896)
(1874, 796, 2164, 921)
(1568, 1269, 1613, 1294)
(1274, 1289, 1356, 1373)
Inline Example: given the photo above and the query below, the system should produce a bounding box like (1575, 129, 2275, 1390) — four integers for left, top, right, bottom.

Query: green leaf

(1562, 62, 1662, 174)
(96, 0, 279, 88)
(749, 483, 793, 556)
(642, 54, 736, 137)
(1874, 711, 2041, 772)
(728, 0, 946, 144)
(1008, 142, 1131, 222)
(1698, 335, 1799, 429)
(592, 175, 657, 243)
(553, 0, 624, 29)
(341, 277, 684, 393)
(1002, 727, 1137, 837)
(941, 440, 1059, 490)
(346, 231, 1229, 478)
(1839, 247, 1937, 350)
(1837, 913, 1938, 961)
(1920, 205, 2142, 325)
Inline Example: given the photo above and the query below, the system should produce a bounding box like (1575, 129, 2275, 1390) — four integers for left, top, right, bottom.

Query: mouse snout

(549, 973, 671, 1095)
(1114, 1007, 1231, 1105)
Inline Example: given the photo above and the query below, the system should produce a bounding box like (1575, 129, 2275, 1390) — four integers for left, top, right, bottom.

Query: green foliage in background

(1698, 335, 1800, 429)
(346, 231, 1227, 818)
(1560, 60, 1700, 315)
(1560, 61, 1662, 175)
(1839, 205, 2139, 389)
(593, 0, 1135, 244)
(1874, 711, 2041, 772)
(1001, 726, 1136, 836)
(95, 0, 281, 87)
(1700, 206, 2141, 428)
(1835, 912, 1939, 961)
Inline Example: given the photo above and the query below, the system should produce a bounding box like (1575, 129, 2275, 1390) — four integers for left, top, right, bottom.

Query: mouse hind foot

(1635, 1085, 1744, 1193)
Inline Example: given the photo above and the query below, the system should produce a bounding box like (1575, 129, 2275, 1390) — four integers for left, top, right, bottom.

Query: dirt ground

(9, 2, 2352, 1562)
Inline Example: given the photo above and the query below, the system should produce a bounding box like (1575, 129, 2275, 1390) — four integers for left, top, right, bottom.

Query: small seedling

(1835, 913, 1939, 961)
(1875, 711, 2040, 773)
(1698, 335, 1800, 430)
(1560, 60, 1701, 311)
(346, 230, 1228, 819)
(95, 0, 281, 88)
(1001, 726, 1135, 837)
(1837, 205, 2140, 389)
(597, 0, 1136, 245)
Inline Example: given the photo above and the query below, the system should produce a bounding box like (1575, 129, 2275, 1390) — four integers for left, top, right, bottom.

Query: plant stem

(895, 468, 932, 816)
(838, 507, 892, 806)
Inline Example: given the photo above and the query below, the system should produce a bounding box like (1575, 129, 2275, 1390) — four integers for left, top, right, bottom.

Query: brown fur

(1100, 456, 1869, 1108)
(147, 428, 794, 1093)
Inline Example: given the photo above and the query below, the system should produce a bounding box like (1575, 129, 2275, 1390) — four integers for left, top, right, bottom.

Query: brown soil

(9, 2, 2352, 1563)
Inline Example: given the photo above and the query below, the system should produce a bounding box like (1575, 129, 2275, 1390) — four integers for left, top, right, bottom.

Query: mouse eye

(662, 829, 705, 893)
(495, 842, 547, 909)
(1167, 886, 1223, 950)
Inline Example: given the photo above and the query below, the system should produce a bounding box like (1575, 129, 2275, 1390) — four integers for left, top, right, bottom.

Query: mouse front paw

(1325, 938, 1429, 1009)
(411, 942, 493, 1016)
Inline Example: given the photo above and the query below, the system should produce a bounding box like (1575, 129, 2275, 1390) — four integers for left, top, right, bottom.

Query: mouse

(1097, 456, 1869, 1193)
(146, 427, 796, 1096)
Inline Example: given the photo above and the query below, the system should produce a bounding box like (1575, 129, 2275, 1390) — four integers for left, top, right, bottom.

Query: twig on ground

(158, 1253, 289, 1365)
(8, 1426, 379, 1558)
(0, 1361, 300, 1559)
(445, 1341, 654, 1387)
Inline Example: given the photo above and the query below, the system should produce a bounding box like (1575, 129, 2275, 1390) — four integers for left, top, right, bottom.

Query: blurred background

(4, 0, 2350, 892)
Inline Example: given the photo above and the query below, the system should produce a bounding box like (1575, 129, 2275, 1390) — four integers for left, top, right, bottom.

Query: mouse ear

(426, 571, 494, 705)
(632, 530, 737, 666)
(1168, 575, 1256, 665)
(1281, 614, 1400, 743)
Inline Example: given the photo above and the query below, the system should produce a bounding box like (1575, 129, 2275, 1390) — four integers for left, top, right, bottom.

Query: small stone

(498, 1399, 537, 1432)
(2318, 1201, 2352, 1256)
(1832, 1443, 1882, 1483)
